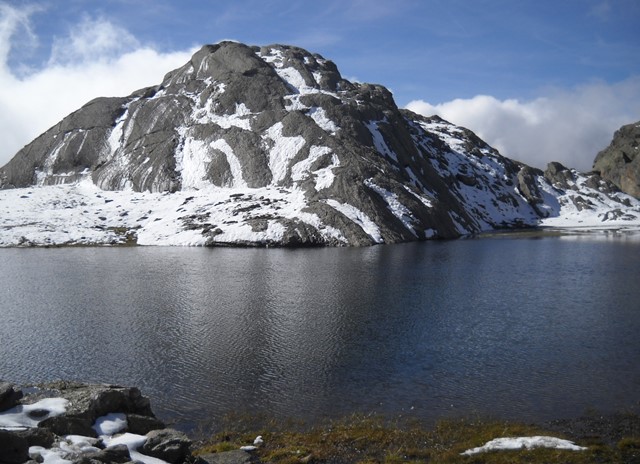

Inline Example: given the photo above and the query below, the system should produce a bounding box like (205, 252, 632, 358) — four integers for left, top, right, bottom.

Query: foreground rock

(593, 121, 640, 198)
(1, 42, 639, 247)
(0, 381, 201, 464)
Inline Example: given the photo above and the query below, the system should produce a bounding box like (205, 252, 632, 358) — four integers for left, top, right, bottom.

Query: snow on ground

(0, 398, 68, 429)
(538, 170, 640, 232)
(0, 178, 347, 247)
(0, 398, 169, 464)
(93, 413, 127, 436)
(461, 436, 587, 455)
(2, 154, 640, 247)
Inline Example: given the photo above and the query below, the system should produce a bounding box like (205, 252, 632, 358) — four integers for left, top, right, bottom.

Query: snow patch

(307, 107, 338, 134)
(365, 179, 417, 236)
(325, 199, 383, 243)
(0, 398, 69, 429)
(462, 436, 587, 455)
(291, 146, 339, 191)
(93, 413, 127, 436)
(264, 122, 306, 185)
(366, 120, 398, 162)
(175, 135, 212, 190)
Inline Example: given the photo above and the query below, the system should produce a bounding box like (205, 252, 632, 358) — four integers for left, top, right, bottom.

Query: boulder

(0, 382, 23, 412)
(197, 450, 256, 464)
(31, 381, 155, 425)
(544, 161, 575, 190)
(78, 444, 132, 464)
(37, 414, 96, 437)
(127, 413, 166, 435)
(0, 429, 29, 464)
(141, 428, 192, 464)
(14, 427, 55, 448)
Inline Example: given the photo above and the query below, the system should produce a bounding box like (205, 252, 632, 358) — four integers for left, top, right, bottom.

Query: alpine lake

(1, 230, 639, 433)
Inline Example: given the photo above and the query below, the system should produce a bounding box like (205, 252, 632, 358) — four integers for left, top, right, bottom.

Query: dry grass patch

(193, 413, 640, 463)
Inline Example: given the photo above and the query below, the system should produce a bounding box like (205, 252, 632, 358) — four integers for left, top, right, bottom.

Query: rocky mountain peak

(1, 42, 639, 247)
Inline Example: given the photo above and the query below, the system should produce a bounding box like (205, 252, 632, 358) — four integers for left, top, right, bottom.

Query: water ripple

(1, 241, 639, 429)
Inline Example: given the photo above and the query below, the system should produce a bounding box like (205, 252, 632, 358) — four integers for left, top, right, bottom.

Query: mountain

(592, 121, 640, 198)
(1, 42, 639, 247)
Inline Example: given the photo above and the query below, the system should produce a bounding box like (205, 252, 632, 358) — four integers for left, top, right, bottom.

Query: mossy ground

(193, 413, 640, 463)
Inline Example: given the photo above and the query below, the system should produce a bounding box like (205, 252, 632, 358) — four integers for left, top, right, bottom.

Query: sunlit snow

(0, 398, 68, 429)
(265, 122, 306, 185)
(307, 107, 338, 134)
(366, 119, 398, 162)
(325, 199, 383, 243)
(365, 179, 417, 236)
(461, 436, 587, 455)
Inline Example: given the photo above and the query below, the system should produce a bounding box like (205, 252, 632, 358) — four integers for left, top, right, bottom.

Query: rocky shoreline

(2, 381, 638, 463)
(0, 381, 243, 464)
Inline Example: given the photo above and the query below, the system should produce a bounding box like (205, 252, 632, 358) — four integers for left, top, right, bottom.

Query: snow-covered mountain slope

(1, 42, 639, 247)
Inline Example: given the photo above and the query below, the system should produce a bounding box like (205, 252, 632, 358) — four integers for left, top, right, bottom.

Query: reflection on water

(1, 237, 639, 430)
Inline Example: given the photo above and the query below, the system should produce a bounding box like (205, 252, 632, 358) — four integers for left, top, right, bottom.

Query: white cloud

(406, 78, 640, 172)
(48, 15, 141, 65)
(0, 4, 195, 167)
(0, 3, 40, 71)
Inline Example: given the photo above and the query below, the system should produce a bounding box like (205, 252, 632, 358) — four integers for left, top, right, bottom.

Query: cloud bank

(0, 5, 194, 167)
(406, 78, 640, 172)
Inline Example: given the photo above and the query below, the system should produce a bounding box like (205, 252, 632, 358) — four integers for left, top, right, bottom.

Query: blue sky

(1, 0, 639, 170)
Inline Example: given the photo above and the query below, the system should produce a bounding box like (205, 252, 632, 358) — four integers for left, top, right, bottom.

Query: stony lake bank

(1, 381, 640, 463)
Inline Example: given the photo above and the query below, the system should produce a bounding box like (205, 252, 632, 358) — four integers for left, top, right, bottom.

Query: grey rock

(0, 429, 29, 464)
(0, 382, 23, 412)
(37, 414, 96, 437)
(14, 427, 55, 448)
(32, 381, 154, 420)
(196, 450, 256, 464)
(78, 444, 132, 464)
(593, 121, 640, 198)
(517, 165, 548, 217)
(126, 413, 166, 435)
(141, 428, 192, 464)
(20, 382, 156, 440)
(544, 161, 575, 190)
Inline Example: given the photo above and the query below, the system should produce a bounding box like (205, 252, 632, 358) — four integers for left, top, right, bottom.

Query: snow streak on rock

(325, 199, 384, 243)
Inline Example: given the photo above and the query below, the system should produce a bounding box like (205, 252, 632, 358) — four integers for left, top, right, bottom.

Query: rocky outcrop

(142, 429, 192, 464)
(1, 42, 639, 247)
(592, 121, 640, 198)
(0, 382, 23, 412)
(0, 381, 200, 464)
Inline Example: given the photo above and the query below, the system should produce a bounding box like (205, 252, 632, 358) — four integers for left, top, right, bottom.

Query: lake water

(1, 234, 639, 431)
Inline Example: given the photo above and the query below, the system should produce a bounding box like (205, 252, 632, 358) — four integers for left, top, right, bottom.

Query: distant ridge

(1, 42, 639, 247)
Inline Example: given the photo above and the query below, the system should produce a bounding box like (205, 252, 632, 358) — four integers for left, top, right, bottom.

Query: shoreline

(1, 381, 639, 463)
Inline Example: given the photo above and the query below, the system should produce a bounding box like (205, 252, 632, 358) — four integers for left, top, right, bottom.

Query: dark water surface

(1, 235, 639, 431)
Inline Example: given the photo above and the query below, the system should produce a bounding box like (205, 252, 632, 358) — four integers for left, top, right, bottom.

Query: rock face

(1, 42, 639, 247)
(592, 121, 640, 198)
